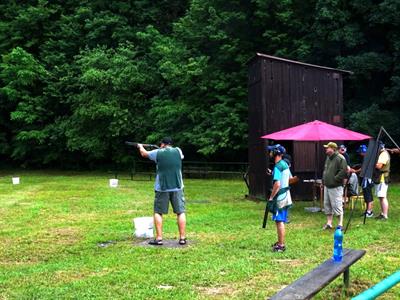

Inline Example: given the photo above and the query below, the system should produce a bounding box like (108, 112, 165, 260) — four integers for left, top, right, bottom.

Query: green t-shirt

(156, 147, 183, 191)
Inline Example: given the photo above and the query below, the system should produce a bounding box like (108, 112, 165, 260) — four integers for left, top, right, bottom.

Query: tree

(0, 47, 50, 163)
(62, 44, 157, 162)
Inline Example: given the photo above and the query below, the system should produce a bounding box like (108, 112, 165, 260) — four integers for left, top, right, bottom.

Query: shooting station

(247, 53, 352, 200)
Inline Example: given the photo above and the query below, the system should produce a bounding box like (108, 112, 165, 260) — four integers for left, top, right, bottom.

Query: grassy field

(0, 171, 399, 299)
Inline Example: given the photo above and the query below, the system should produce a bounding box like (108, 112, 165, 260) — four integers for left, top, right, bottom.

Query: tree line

(0, 0, 399, 168)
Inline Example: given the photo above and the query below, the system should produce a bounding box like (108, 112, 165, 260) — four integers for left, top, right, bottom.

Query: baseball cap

(161, 137, 173, 145)
(266, 144, 286, 155)
(323, 142, 338, 149)
(357, 144, 367, 154)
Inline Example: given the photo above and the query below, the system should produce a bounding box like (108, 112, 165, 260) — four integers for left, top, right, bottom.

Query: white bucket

(12, 177, 20, 185)
(133, 217, 154, 238)
(109, 179, 118, 188)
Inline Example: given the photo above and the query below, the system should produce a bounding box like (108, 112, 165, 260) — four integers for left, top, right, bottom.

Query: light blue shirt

(272, 160, 291, 201)
(148, 147, 184, 192)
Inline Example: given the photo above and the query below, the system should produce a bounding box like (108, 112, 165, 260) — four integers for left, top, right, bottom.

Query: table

(303, 179, 324, 210)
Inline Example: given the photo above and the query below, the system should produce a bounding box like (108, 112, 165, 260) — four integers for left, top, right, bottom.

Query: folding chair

(344, 173, 364, 211)
(349, 186, 365, 211)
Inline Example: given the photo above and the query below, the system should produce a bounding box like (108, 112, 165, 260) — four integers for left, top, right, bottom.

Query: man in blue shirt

(267, 144, 293, 252)
(138, 137, 186, 245)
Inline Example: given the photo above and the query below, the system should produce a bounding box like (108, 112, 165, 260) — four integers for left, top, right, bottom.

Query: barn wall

(248, 54, 347, 200)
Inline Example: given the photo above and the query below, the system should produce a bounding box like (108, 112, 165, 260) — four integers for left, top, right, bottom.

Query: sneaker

(376, 214, 388, 221)
(272, 243, 286, 252)
(365, 211, 374, 218)
(322, 224, 333, 230)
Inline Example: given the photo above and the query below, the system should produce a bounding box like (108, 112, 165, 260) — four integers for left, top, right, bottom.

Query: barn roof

(249, 53, 353, 75)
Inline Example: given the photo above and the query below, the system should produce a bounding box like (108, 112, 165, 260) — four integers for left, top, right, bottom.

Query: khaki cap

(323, 142, 338, 149)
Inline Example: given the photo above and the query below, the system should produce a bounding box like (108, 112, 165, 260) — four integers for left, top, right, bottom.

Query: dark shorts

(154, 190, 185, 214)
(363, 183, 373, 203)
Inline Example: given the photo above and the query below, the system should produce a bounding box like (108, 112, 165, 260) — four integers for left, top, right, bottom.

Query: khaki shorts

(375, 183, 388, 198)
(154, 190, 185, 214)
(324, 186, 343, 216)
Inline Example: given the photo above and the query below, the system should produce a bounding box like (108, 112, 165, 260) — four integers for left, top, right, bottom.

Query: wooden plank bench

(269, 248, 366, 300)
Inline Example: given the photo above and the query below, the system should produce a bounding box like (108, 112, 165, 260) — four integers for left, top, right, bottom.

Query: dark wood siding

(293, 142, 316, 172)
(248, 59, 268, 198)
(248, 54, 350, 199)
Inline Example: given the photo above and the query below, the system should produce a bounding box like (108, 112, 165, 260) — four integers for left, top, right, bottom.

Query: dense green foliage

(1, 1, 399, 167)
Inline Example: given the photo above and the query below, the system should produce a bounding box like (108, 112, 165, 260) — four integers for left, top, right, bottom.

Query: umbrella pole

(315, 142, 318, 181)
(314, 142, 318, 208)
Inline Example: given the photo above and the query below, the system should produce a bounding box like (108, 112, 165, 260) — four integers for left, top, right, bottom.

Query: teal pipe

(352, 270, 400, 300)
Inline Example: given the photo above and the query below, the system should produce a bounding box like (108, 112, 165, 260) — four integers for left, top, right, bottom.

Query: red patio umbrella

(261, 120, 371, 210)
(261, 120, 371, 141)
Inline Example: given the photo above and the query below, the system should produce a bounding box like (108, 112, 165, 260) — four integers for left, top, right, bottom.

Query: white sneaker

(366, 211, 374, 218)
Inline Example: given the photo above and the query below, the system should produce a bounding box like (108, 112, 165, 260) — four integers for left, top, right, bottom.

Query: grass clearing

(0, 171, 399, 299)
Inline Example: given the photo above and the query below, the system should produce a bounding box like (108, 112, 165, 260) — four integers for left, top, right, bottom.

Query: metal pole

(352, 270, 400, 300)
(381, 127, 400, 149)
(315, 142, 318, 180)
(314, 142, 319, 208)
(344, 198, 355, 234)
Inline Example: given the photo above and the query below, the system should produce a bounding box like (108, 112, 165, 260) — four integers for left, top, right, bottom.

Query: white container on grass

(109, 179, 118, 188)
(133, 217, 154, 238)
(12, 177, 20, 185)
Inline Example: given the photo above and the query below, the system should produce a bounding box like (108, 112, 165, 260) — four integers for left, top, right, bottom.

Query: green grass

(0, 171, 399, 299)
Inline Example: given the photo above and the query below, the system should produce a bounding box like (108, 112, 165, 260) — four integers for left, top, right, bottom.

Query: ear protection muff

(269, 144, 286, 156)
(272, 147, 282, 156)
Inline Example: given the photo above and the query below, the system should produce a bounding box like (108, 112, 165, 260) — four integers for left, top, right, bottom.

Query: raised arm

(387, 148, 400, 155)
(138, 144, 149, 158)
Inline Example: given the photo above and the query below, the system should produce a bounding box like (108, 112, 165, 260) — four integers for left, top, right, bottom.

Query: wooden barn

(247, 53, 352, 200)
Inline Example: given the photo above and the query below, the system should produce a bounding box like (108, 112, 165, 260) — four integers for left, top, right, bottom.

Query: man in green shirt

(138, 137, 186, 245)
(322, 142, 348, 230)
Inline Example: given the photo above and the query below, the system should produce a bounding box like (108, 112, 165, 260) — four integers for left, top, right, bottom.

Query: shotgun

(262, 176, 298, 228)
(125, 141, 159, 149)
